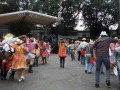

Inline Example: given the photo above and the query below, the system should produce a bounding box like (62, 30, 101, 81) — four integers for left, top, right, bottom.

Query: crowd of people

(0, 33, 51, 82)
(58, 31, 120, 88)
(0, 31, 120, 89)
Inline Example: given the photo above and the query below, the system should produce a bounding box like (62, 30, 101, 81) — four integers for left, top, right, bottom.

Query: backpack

(90, 56, 95, 64)
(81, 49, 86, 56)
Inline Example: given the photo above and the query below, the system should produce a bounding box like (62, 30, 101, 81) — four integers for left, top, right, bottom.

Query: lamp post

(53, 0, 66, 43)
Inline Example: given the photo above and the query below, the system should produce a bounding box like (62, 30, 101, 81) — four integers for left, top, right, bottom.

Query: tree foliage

(60, 0, 81, 35)
(0, 0, 119, 38)
(80, 0, 119, 38)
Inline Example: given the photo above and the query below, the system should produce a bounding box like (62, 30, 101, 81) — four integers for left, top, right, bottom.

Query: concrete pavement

(0, 54, 119, 90)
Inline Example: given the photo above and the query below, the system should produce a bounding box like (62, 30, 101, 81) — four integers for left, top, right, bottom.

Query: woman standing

(69, 40, 75, 61)
(12, 39, 28, 82)
(58, 41, 66, 68)
(114, 39, 120, 83)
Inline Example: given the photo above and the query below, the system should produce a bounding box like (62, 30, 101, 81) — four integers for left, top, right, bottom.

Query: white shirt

(2, 37, 18, 45)
(77, 44, 81, 51)
(79, 41, 88, 49)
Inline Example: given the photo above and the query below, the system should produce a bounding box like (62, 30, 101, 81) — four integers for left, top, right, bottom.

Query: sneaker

(19, 78, 22, 82)
(21, 76, 25, 80)
(88, 72, 92, 74)
(95, 84, 100, 88)
(106, 80, 111, 87)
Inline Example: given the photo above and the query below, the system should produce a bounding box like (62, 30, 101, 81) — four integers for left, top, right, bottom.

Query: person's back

(94, 37, 117, 57)
(80, 41, 88, 49)
(26, 37, 36, 52)
(85, 44, 90, 54)
(92, 31, 118, 88)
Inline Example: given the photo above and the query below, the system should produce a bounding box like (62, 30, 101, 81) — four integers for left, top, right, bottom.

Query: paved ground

(0, 54, 119, 90)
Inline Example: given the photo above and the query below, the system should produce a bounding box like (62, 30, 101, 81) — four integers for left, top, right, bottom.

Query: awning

(0, 10, 58, 25)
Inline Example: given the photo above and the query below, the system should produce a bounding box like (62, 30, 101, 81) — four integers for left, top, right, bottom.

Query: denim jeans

(117, 61, 120, 81)
(78, 51, 81, 61)
(67, 48, 70, 55)
(85, 54, 94, 72)
(100, 64, 104, 73)
(96, 57, 110, 84)
(81, 55, 85, 65)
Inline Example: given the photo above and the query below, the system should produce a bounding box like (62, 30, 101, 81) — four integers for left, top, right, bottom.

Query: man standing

(91, 31, 118, 88)
(79, 38, 88, 65)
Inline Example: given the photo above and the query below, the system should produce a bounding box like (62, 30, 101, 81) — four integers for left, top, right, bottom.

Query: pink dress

(26, 38, 37, 52)
(109, 43, 115, 64)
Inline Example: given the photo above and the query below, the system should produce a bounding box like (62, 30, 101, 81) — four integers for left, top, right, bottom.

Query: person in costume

(26, 37, 37, 73)
(46, 42, 51, 61)
(11, 39, 28, 82)
(33, 44, 40, 66)
(58, 40, 66, 68)
(40, 41, 47, 64)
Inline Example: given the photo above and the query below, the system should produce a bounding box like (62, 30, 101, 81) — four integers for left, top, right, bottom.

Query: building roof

(0, 10, 58, 25)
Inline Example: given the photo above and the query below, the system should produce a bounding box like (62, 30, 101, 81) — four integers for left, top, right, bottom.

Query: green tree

(10, 22, 33, 36)
(80, 0, 119, 39)
(0, 0, 34, 36)
(0, 0, 19, 13)
(60, 0, 81, 35)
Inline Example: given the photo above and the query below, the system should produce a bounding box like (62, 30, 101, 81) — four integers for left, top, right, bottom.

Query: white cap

(100, 31, 108, 36)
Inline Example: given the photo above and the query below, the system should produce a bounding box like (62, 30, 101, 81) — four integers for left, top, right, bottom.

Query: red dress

(40, 44, 47, 57)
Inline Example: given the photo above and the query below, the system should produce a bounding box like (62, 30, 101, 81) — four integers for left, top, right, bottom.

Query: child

(33, 44, 40, 66)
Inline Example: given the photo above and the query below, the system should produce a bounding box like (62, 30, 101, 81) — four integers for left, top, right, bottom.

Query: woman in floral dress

(12, 39, 28, 82)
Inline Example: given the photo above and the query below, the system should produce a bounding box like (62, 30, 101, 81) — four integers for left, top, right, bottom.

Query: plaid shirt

(93, 37, 117, 57)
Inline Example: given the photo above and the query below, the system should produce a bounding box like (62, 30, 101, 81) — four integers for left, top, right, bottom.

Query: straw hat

(3, 33, 14, 40)
(82, 38, 86, 41)
(15, 39, 23, 45)
(29, 37, 34, 42)
(89, 39, 94, 44)
(114, 37, 118, 40)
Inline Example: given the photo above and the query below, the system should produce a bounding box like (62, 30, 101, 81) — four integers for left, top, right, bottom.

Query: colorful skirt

(12, 53, 27, 69)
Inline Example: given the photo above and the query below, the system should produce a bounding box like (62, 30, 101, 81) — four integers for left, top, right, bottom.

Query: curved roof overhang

(0, 10, 58, 25)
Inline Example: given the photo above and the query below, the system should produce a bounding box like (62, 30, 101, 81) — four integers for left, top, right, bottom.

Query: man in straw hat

(79, 38, 88, 65)
(91, 31, 118, 88)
